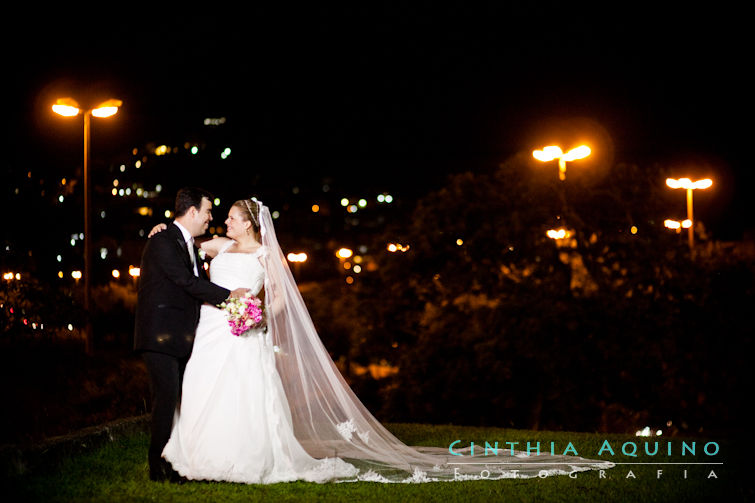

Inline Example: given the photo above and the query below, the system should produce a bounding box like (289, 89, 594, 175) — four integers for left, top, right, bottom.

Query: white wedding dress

(162, 242, 359, 483)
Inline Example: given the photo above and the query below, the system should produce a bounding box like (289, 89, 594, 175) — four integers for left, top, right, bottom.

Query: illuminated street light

(129, 266, 140, 286)
(387, 243, 410, 252)
(51, 97, 80, 116)
(547, 229, 566, 239)
(665, 177, 713, 249)
(664, 219, 692, 233)
(53, 96, 122, 355)
(546, 228, 577, 249)
(546, 228, 573, 240)
(287, 252, 308, 277)
(533, 145, 591, 181)
(336, 248, 353, 259)
(90, 100, 121, 118)
(665, 178, 713, 190)
(287, 252, 308, 263)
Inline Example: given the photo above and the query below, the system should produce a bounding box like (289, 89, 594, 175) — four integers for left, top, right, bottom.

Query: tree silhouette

(357, 154, 752, 434)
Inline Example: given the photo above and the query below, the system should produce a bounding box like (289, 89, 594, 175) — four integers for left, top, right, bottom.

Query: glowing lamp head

(694, 179, 713, 189)
(91, 107, 117, 118)
(534, 145, 591, 163)
(666, 177, 713, 190)
(53, 98, 121, 118)
(53, 98, 81, 116)
(546, 228, 572, 240)
(92, 99, 122, 118)
(336, 248, 353, 259)
(666, 178, 690, 189)
(533, 145, 563, 162)
(664, 219, 692, 230)
(287, 252, 308, 263)
(547, 229, 563, 239)
(562, 145, 591, 161)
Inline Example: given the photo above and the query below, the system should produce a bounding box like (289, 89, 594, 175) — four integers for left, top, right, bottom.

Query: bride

(155, 198, 613, 483)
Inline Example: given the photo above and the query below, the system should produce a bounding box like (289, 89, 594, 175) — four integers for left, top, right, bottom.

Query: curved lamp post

(53, 97, 122, 354)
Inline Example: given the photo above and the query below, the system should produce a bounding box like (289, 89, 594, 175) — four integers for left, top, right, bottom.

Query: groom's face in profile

(189, 197, 214, 237)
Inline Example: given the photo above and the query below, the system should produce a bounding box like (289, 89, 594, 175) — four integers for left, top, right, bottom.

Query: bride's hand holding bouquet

(218, 292, 266, 336)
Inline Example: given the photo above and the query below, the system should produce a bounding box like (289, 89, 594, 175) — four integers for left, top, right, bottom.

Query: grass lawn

(6, 423, 748, 502)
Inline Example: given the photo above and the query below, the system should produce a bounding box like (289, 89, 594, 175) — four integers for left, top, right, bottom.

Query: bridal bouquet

(218, 292, 265, 336)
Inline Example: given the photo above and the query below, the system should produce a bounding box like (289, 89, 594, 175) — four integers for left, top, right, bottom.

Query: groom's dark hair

(175, 187, 214, 217)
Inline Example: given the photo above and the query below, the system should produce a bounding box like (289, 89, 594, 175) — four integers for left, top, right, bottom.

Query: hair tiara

(243, 199, 258, 228)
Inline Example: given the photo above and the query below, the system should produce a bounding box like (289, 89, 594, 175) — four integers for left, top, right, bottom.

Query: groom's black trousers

(142, 351, 188, 472)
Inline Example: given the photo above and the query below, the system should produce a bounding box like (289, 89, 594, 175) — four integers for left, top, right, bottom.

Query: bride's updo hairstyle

(232, 199, 261, 238)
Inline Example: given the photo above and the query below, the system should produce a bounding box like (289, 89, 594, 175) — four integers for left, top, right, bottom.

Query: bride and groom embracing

(134, 187, 613, 485)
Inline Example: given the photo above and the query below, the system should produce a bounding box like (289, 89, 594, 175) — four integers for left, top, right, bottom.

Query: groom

(134, 187, 248, 482)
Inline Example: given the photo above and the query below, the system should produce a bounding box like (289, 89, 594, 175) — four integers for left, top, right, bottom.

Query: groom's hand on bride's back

(229, 288, 250, 299)
(148, 223, 168, 238)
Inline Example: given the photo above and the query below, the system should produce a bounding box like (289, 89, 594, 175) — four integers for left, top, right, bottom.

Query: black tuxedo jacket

(134, 223, 230, 358)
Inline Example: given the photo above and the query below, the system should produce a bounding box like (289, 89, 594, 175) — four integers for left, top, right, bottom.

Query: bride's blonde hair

(232, 199, 260, 235)
(232, 199, 261, 237)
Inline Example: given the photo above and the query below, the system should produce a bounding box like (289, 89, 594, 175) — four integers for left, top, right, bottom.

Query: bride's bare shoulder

(200, 236, 232, 258)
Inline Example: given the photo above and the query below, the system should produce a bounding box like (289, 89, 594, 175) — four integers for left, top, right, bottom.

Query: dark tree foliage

(353, 155, 752, 435)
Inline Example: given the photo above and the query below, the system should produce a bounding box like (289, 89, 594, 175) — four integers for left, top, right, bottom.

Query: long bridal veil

(255, 199, 613, 482)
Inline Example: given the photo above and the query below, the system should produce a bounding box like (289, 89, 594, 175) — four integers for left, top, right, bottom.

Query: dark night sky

(6, 4, 752, 236)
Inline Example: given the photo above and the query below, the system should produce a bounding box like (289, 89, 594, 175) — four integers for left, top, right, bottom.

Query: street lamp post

(286, 252, 308, 277)
(533, 145, 591, 181)
(663, 219, 692, 234)
(53, 97, 122, 355)
(129, 266, 140, 287)
(335, 248, 355, 285)
(665, 177, 712, 250)
(533, 145, 591, 239)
